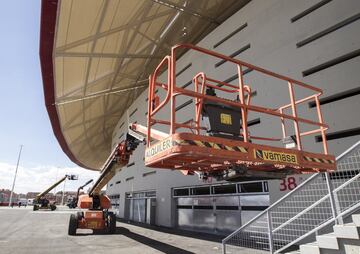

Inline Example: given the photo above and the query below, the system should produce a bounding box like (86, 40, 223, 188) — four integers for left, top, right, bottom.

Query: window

(297, 13, 360, 48)
(303, 49, 360, 77)
(125, 176, 134, 181)
(191, 186, 210, 195)
(175, 99, 192, 111)
(129, 108, 137, 117)
(127, 162, 135, 167)
(248, 118, 261, 127)
(181, 80, 192, 88)
(176, 63, 192, 77)
(239, 182, 263, 193)
(291, 0, 332, 23)
(173, 188, 190, 197)
(212, 184, 236, 194)
(143, 171, 156, 177)
(213, 23, 247, 48)
(315, 127, 360, 142)
(309, 87, 360, 108)
(215, 44, 250, 68)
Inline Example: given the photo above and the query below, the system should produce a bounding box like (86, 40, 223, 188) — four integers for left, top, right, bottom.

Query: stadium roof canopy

(40, 0, 250, 170)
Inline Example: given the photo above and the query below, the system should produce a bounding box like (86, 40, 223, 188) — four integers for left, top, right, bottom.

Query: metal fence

(222, 140, 360, 253)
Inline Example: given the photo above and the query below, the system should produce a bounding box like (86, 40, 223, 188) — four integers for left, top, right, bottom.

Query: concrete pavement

(0, 206, 225, 254)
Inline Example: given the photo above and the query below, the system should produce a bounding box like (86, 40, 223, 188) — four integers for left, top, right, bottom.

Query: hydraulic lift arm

(76, 179, 93, 199)
(36, 175, 68, 200)
(84, 133, 144, 204)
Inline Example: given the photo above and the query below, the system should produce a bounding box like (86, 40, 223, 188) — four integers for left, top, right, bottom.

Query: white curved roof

(41, 0, 250, 170)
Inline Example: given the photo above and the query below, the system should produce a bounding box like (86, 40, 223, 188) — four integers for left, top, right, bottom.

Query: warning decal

(145, 138, 173, 158)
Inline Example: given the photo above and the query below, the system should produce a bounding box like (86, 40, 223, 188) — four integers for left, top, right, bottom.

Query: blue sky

(0, 1, 98, 193)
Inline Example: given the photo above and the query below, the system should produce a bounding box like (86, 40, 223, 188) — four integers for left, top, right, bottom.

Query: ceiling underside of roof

(48, 0, 250, 170)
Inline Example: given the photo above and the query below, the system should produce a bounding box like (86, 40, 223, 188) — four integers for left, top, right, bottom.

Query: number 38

(280, 177, 297, 191)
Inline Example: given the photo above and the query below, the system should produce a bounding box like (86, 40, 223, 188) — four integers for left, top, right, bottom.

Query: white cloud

(0, 162, 100, 194)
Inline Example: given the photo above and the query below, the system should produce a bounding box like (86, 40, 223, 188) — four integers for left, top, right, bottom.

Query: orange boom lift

(68, 44, 336, 235)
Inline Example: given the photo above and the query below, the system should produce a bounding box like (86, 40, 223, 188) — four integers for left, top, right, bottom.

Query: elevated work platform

(137, 44, 336, 180)
(144, 132, 336, 176)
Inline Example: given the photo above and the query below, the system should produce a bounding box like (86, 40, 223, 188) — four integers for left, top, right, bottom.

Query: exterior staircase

(222, 140, 360, 254)
(288, 214, 360, 254)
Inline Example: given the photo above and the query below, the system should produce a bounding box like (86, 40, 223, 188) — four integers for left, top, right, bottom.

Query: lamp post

(9, 145, 23, 207)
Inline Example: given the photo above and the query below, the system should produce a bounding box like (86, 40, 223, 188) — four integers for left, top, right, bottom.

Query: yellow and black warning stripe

(303, 156, 335, 164)
(174, 139, 248, 153)
(255, 149, 263, 159)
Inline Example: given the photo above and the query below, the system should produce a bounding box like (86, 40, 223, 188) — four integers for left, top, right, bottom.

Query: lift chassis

(68, 135, 142, 235)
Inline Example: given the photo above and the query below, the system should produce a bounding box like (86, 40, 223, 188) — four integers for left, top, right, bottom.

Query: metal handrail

(222, 140, 360, 254)
(275, 170, 360, 253)
(276, 199, 360, 253)
(333, 171, 360, 193)
(222, 172, 320, 243)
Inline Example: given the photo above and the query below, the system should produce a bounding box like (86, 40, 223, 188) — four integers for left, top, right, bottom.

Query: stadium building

(41, 0, 360, 239)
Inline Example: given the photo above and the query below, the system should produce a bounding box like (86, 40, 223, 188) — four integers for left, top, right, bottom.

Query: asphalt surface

(0, 206, 227, 254)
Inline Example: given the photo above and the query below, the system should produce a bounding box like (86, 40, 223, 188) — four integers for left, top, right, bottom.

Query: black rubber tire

(68, 214, 77, 236)
(108, 213, 116, 234)
(33, 205, 39, 211)
(50, 204, 57, 211)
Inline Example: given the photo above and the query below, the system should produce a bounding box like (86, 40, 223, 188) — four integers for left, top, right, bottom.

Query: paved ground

(0, 206, 226, 254)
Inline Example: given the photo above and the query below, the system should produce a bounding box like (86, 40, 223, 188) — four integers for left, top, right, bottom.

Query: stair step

(333, 223, 359, 239)
(316, 233, 339, 250)
(285, 250, 300, 254)
(352, 214, 360, 227)
(300, 242, 320, 254)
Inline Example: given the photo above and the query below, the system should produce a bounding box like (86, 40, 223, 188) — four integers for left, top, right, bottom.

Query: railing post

(267, 210, 274, 253)
(324, 172, 342, 224)
(314, 95, 329, 155)
(222, 240, 226, 254)
(288, 81, 302, 150)
(237, 64, 248, 142)
(170, 47, 176, 134)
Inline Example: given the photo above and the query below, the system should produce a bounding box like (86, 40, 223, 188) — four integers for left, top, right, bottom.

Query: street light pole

(9, 145, 23, 207)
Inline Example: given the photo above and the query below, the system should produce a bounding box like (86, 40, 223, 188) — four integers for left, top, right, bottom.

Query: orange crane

(68, 44, 336, 235)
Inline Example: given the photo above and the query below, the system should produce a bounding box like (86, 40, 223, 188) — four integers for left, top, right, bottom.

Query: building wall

(107, 0, 360, 228)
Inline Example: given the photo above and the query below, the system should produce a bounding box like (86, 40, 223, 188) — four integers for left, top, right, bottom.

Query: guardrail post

(267, 210, 274, 253)
(325, 172, 342, 224)
(222, 240, 226, 254)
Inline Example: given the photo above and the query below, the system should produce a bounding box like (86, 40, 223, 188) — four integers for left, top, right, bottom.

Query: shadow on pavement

(116, 227, 195, 254)
(118, 219, 223, 243)
(75, 226, 194, 254)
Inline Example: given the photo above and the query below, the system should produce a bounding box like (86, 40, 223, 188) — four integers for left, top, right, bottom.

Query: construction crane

(33, 174, 76, 211)
(67, 179, 93, 209)
(68, 44, 336, 235)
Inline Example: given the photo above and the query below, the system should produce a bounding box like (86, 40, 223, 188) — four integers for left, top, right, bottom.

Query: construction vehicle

(68, 136, 141, 235)
(67, 179, 93, 209)
(68, 44, 336, 235)
(34, 174, 76, 211)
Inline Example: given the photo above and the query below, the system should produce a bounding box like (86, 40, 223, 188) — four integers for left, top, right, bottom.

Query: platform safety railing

(222, 140, 360, 253)
(147, 44, 330, 156)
